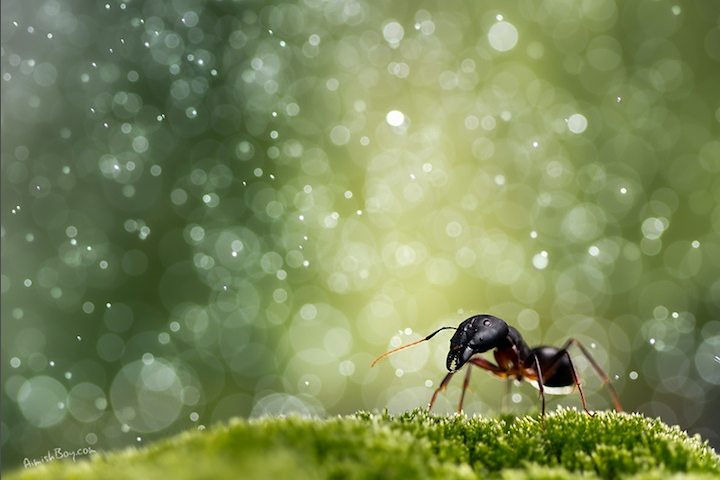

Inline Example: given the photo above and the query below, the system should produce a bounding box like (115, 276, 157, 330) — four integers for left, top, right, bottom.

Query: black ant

(371, 314, 623, 421)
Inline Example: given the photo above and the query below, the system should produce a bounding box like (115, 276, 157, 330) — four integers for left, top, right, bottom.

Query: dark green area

(7, 408, 719, 480)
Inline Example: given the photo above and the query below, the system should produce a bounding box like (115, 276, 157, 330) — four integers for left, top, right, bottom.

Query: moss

(7, 408, 719, 480)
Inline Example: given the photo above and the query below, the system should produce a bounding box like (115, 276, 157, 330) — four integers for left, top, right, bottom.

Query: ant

(371, 314, 623, 421)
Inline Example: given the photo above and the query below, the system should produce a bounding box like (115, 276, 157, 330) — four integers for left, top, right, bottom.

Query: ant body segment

(372, 314, 623, 420)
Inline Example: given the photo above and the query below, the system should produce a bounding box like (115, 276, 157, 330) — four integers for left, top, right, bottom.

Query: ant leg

(539, 341, 594, 416)
(465, 357, 507, 413)
(467, 356, 503, 373)
(532, 354, 546, 427)
(503, 379, 511, 413)
(561, 349, 594, 417)
(457, 367, 473, 414)
(566, 338, 623, 412)
(429, 371, 456, 410)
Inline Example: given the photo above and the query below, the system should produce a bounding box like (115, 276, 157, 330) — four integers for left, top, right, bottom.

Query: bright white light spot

(567, 113, 588, 133)
(691, 240, 700, 248)
(532, 251, 548, 270)
(386, 110, 405, 126)
(488, 21, 518, 52)
(588, 245, 600, 256)
(383, 22, 404, 45)
(629, 371, 638, 380)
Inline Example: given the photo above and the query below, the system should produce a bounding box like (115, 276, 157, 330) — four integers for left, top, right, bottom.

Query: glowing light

(383, 22, 404, 45)
(386, 110, 405, 126)
(488, 21, 518, 52)
(532, 251, 549, 270)
(567, 113, 588, 133)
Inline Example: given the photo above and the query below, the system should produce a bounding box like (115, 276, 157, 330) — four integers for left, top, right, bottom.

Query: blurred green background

(2, 0, 720, 472)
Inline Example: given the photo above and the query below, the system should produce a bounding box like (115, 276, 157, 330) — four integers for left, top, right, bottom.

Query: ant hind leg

(563, 338, 623, 413)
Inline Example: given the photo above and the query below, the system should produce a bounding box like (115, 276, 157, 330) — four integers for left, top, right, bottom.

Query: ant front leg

(465, 357, 505, 414)
(429, 371, 456, 410)
(430, 356, 504, 414)
(457, 366, 473, 414)
(503, 378, 512, 414)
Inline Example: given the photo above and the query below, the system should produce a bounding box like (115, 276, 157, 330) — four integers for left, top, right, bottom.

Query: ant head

(446, 314, 509, 372)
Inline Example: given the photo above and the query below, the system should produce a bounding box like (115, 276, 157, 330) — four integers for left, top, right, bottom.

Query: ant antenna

(371, 326, 456, 368)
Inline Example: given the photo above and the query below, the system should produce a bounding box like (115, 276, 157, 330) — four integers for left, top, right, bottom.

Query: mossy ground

(7, 408, 719, 480)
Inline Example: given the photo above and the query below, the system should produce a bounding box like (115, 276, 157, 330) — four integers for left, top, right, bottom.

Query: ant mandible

(371, 314, 623, 420)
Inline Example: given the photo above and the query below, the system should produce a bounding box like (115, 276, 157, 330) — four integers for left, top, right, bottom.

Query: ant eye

(483, 319, 491, 326)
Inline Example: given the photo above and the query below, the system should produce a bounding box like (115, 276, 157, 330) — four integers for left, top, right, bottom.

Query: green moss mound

(8, 408, 719, 480)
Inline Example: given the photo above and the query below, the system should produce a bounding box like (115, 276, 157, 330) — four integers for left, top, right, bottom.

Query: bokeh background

(2, 0, 720, 471)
